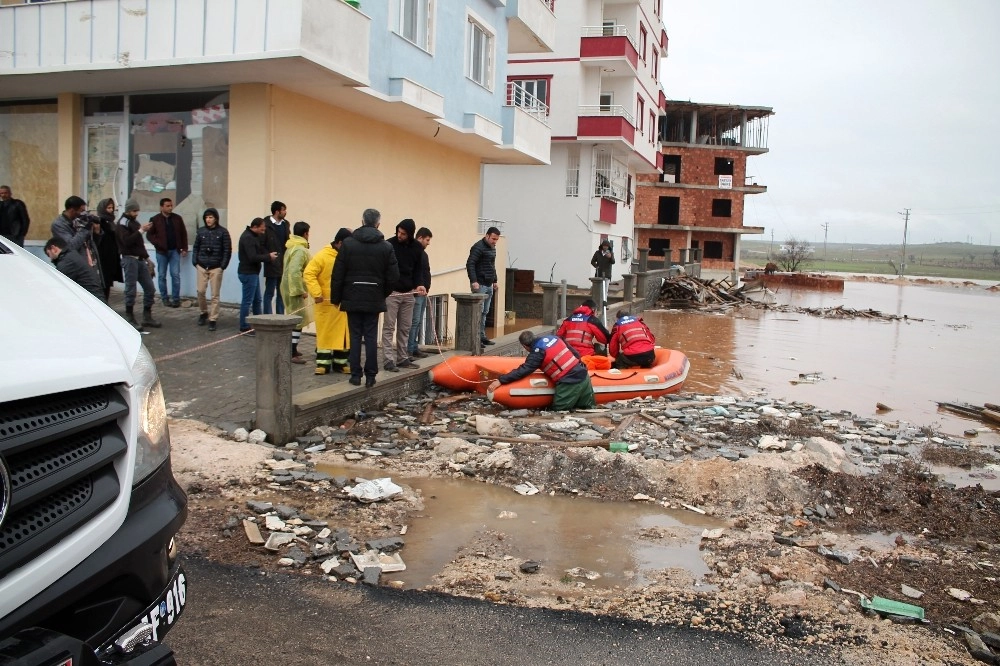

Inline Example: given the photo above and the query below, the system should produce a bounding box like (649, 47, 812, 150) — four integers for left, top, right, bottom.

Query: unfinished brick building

(635, 101, 773, 271)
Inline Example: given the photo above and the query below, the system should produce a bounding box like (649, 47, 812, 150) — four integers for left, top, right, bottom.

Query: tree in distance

(776, 237, 813, 272)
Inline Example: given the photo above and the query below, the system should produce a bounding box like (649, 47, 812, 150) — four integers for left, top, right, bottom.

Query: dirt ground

(170, 406, 1000, 666)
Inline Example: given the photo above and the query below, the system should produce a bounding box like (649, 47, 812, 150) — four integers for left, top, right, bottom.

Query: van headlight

(131, 345, 170, 484)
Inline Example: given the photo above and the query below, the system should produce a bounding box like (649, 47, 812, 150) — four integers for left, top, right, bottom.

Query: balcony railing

(505, 82, 550, 125)
(581, 25, 637, 51)
(579, 105, 635, 127)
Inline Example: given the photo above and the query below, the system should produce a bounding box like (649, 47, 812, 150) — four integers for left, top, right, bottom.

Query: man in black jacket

(466, 226, 500, 347)
(0, 185, 30, 247)
(44, 236, 105, 301)
(263, 200, 289, 314)
(380, 218, 427, 372)
(115, 198, 161, 329)
(237, 218, 277, 335)
(330, 208, 399, 387)
(192, 207, 232, 332)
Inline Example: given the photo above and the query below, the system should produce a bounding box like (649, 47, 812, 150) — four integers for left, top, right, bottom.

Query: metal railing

(581, 24, 637, 50)
(505, 82, 550, 126)
(578, 104, 635, 127)
(477, 218, 504, 235)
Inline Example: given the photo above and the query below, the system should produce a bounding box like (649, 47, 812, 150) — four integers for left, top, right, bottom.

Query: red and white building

(482, 0, 667, 286)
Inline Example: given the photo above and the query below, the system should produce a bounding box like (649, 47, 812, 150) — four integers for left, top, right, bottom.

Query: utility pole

(769, 228, 775, 259)
(820, 222, 830, 264)
(898, 208, 910, 277)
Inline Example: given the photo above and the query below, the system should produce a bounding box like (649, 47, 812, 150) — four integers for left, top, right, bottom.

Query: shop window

(712, 199, 732, 217)
(704, 241, 723, 259)
(0, 100, 58, 242)
(658, 196, 680, 225)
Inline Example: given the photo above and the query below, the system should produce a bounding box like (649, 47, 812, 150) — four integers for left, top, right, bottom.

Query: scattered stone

(497, 510, 518, 519)
(232, 427, 249, 442)
(362, 567, 381, 586)
(901, 584, 924, 599)
(248, 429, 268, 444)
(366, 537, 405, 553)
(243, 520, 264, 545)
(950, 588, 974, 602)
(520, 560, 541, 573)
(264, 515, 286, 531)
(247, 500, 273, 514)
(972, 613, 1000, 635)
(264, 532, 295, 551)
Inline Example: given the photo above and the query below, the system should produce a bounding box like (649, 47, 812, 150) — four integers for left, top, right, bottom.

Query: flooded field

(642, 279, 999, 439)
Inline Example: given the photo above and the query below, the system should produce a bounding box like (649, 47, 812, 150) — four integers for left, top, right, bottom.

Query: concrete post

(622, 274, 635, 302)
(589, 277, 607, 307)
(451, 293, 488, 355)
(634, 271, 648, 300)
(247, 314, 302, 446)
(559, 279, 567, 320)
(638, 248, 650, 272)
(677, 248, 689, 264)
(540, 283, 561, 327)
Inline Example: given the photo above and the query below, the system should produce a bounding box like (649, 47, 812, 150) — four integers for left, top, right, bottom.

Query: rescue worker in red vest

(488, 331, 596, 411)
(556, 298, 611, 357)
(609, 309, 656, 369)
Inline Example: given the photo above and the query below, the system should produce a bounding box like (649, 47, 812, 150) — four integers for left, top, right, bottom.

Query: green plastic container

(609, 442, 628, 453)
(860, 596, 925, 620)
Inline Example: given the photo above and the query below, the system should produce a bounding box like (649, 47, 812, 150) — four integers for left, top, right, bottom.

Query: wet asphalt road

(166, 555, 833, 666)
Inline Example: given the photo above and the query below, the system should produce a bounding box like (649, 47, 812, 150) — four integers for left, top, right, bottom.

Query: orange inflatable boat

(428, 348, 689, 409)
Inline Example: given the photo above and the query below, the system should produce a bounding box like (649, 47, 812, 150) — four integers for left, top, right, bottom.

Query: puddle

(927, 464, 1000, 491)
(319, 465, 724, 590)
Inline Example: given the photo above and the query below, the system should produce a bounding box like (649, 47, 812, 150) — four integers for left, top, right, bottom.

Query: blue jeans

(238, 272, 262, 330)
(263, 276, 284, 314)
(476, 284, 493, 340)
(156, 250, 181, 302)
(407, 294, 427, 354)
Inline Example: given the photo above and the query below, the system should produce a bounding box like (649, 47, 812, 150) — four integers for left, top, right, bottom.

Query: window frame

(397, 0, 434, 52)
(711, 198, 733, 218)
(466, 12, 495, 90)
(508, 75, 552, 112)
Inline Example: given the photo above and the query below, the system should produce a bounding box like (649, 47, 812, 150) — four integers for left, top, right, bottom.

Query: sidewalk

(117, 292, 490, 431)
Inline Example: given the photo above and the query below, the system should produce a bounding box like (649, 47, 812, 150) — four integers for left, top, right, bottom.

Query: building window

(639, 24, 648, 62)
(649, 111, 656, 142)
(652, 48, 659, 79)
(714, 157, 734, 176)
(626, 174, 633, 206)
(467, 15, 494, 89)
(637, 96, 644, 131)
(566, 148, 580, 197)
(599, 92, 613, 112)
(649, 238, 670, 257)
(662, 154, 681, 183)
(712, 198, 732, 217)
(399, 0, 434, 50)
(510, 77, 550, 111)
(704, 241, 724, 259)
(658, 196, 680, 225)
(602, 19, 615, 37)
(594, 151, 627, 202)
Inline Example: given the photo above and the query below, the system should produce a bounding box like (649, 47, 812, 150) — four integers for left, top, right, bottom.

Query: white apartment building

(482, 0, 666, 287)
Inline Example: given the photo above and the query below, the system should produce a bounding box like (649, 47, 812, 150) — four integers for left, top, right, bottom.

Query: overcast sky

(661, 0, 1000, 246)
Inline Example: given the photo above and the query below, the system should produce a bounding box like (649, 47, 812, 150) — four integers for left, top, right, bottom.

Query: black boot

(124, 306, 143, 331)
(142, 308, 162, 329)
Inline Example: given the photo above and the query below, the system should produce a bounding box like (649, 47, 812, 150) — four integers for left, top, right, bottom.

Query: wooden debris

(936, 401, 1000, 426)
(243, 519, 265, 545)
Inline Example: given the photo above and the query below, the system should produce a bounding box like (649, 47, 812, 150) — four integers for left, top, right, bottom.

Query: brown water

(642, 280, 1000, 440)
(320, 466, 723, 590)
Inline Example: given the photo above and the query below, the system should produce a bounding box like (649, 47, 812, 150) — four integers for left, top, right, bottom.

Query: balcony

(577, 105, 635, 146)
(579, 25, 639, 75)
(493, 82, 551, 164)
(0, 0, 370, 99)
(507, 0, 556, 54)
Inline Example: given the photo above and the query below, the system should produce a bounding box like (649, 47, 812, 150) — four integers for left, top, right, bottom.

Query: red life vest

(535, 335, 581, 382)
(614, 316, 655, 353)
(561, 313, 598, 353)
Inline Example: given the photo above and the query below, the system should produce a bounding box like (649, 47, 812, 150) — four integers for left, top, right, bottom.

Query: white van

(0, 240, 187, 664)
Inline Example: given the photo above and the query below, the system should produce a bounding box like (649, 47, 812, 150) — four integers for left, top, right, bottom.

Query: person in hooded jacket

(556, 298, 611, 357)
(279, 221, 313, 363)
(591, 239, 615, 279)
(609, 310, 656, 369)
(330, 208, 399, 387)
(94, 198, 124, 301)
(380, 218, 427, 372)
(304, 228, 352, 375)
(191, 207, 232, 331)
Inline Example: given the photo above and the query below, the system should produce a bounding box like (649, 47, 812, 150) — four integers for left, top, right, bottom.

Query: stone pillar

(634, 271, 648, 300)
(638, 247, 650, 273)
(540, 283, 561, 327)
(559, 279, 568, 320)
(247, 314, 302, 446)
(622, 274, 635, 302)
(451, 293, 488, 355)
(589, 277, 608, 308)
(677, 248, 689, 264)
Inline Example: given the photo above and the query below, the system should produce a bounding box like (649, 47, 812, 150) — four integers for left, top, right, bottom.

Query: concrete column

(248, 314, 302, 446)
(540, 283, 561, 327)
(634, 271, 648, 300)
(589, 277, 608, 309)
(689, 109, 698, 144)
(677, 248, 689, 263)
(451, 293, 488, 355)
(638, 247, 650, 272)
(57, 93, 82, 205)
(622, 274, 635, 302)
(559, 279, 568, 320)
(740, 111, 748, 147)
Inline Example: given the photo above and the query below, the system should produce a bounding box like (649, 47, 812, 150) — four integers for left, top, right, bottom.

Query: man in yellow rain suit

(280, 221, 314, 363)
(303, 227, 352, 374)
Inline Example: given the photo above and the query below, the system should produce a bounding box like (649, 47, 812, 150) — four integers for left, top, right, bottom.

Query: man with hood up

(556, 298, 611, 357)
(191, 207, 232, 331)
(279, 221, 313, 362)
(331, 209, 399, 388)
(380, 218, 427, 372)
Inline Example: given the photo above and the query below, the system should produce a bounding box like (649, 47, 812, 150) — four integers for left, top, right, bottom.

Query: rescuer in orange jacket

(488, 331, 596, 410)
(609, 310, 656, 369)
(556, 299, 611, 356)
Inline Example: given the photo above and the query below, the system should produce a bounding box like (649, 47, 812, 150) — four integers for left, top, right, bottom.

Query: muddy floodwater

(643, 279, 999, 440)
(321, 466, 723, 590)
